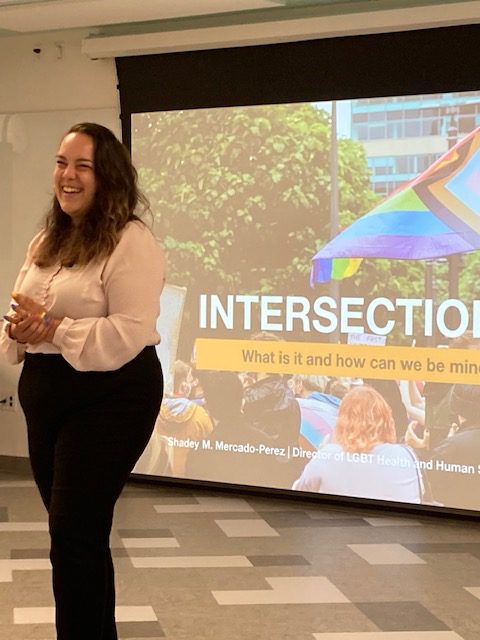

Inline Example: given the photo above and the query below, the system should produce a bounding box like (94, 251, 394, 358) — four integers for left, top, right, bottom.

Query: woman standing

(0, 123, 165, 640)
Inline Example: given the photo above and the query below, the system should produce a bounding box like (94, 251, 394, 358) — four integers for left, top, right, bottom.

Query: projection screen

(118, 26, 480, 513)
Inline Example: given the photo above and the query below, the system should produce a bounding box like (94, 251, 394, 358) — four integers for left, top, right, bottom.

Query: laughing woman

(0, 123, 165, 640)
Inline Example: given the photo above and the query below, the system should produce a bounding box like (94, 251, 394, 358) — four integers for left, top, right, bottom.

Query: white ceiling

(0, 0, 479, 37)
(0, 0, 277, 33)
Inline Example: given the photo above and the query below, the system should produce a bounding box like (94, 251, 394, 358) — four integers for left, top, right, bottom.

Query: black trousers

(18, 347, 163, 640)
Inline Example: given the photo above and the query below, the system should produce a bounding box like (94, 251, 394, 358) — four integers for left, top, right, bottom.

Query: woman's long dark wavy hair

(35, 122, 149, 267)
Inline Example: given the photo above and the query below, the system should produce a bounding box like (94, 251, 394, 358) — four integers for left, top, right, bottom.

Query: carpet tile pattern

(0, 468, 479, 639)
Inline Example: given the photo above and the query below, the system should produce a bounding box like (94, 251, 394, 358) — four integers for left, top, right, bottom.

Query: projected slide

(132, 92, 480, 512)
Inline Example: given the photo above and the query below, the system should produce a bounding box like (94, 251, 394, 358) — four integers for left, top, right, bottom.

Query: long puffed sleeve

(0, 232, 44, 365)
(52, 222, 166, 372)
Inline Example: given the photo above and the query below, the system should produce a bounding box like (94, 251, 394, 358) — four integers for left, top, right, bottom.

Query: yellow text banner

(195, 339, 480, 384)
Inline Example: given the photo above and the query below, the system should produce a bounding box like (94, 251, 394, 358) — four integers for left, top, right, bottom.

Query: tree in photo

(133, 103, 378, 351)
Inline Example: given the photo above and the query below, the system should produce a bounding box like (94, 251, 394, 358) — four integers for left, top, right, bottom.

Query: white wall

(0, 29, 119, 456)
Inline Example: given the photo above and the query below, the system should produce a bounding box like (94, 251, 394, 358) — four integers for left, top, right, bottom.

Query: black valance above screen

(116, 23, 480, 147)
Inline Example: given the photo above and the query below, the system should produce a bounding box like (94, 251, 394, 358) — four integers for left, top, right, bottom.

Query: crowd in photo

(136, 332, 480, 511)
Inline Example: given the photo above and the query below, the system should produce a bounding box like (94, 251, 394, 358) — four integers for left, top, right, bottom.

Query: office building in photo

(351, 91, 480, 197)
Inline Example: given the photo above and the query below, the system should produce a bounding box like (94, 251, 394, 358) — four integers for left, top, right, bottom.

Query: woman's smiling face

(54, 132, 96, 222)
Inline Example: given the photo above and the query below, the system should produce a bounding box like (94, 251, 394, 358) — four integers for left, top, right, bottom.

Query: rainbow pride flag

(311, 127, 480, 284)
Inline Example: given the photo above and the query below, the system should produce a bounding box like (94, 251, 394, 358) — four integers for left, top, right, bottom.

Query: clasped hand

(4, 293, 55, 345)
(404, 420, 430, 449)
